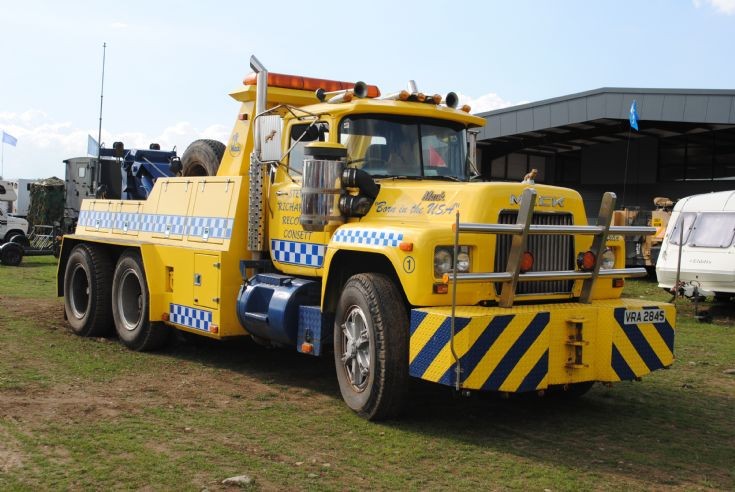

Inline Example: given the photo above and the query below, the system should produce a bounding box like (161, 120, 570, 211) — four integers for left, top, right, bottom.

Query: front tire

(112, 250, 170, 351)
(334, 273, 408, 420)
(63, 244, 113, 336)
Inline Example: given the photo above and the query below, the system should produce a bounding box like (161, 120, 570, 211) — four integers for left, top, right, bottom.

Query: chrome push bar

(445, 189, 654, 308)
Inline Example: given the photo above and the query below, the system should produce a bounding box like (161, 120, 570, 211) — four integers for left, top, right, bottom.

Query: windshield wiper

(421, 175, 462, 182)
(372, 175, 463, 182)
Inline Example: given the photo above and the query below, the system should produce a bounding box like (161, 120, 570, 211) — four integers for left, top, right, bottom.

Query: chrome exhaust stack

(248, 55, 268, 253)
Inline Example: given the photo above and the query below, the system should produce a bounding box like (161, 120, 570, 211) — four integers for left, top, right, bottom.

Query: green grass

(1, 259, 733, 490)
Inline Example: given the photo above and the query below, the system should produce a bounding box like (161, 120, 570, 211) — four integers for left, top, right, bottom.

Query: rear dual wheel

(64, 244, 114, 337)
(112, 250, 170, 351)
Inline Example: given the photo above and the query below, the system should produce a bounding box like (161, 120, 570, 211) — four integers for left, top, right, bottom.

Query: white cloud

(0, 111, 229, 179)
(456, 92, 525, 114)
(693, 0, 735, 14)
(110, 22, 129, 29)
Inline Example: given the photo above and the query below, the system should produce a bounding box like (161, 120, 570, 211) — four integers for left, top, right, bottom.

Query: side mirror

(258, 115, 282, 161)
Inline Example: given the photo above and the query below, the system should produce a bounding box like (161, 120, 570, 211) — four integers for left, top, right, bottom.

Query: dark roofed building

(475, 88, 735, 217)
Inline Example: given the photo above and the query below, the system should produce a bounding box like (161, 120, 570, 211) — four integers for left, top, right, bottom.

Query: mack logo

(510, 194, 565, 207)
(422, 190, 446, 202)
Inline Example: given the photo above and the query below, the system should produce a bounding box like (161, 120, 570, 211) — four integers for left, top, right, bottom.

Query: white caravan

(657, 190, 735, 298)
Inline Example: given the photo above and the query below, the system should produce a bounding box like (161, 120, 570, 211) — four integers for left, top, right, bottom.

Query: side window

(78, 167, 86, 178)
(669, 212, 696, 245)
(288, 122, 329, 177)
(688, 213, 735, 248)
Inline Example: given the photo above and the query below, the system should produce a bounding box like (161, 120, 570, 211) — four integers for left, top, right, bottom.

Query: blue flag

(629, 100, 639, 131)
(2, 131, 17, 146)
(87, 134, 99, 156)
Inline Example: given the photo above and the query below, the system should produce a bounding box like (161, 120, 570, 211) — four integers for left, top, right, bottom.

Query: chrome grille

(494, 211, 575, 295)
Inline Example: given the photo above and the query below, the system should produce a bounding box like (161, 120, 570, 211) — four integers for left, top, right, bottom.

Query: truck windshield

(339, 115, 469, 180)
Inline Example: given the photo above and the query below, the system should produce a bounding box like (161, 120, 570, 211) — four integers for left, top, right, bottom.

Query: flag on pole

(87, 134, 99, 156)
(629, 100, 640, 131)
(2, 131, 17, 146)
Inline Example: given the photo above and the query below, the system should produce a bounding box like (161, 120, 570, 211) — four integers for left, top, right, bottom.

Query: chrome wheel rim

(340, 305, 371, 391)
(69, 263, 90, 319)
(118, 268, 143, 331)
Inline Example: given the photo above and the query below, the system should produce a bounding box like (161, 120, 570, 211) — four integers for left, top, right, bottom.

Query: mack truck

(57, 56, 676, 420)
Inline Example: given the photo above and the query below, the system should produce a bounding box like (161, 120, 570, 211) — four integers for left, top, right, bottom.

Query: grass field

(1, 256, 734, 490)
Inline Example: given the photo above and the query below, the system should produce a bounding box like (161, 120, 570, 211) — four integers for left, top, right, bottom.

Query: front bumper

(409, 298, 675, 392)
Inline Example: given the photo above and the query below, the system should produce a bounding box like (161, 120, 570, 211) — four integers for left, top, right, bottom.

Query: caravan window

(669, 213, 696, 246)
(688, 213, 735, 248)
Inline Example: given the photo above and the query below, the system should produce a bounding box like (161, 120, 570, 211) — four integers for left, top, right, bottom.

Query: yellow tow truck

(57, 56, 675, 419)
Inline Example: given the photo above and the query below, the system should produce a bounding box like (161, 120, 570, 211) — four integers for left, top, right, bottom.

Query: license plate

(623, 308, 665, 324)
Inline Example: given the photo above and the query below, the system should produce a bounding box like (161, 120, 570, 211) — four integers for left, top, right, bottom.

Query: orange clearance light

(161, 312, 170, 322)
(238, 113, 248, 121)
(460, 104, 472, 113)
(433, 283, 449, 294)
(431, 94, 442, 104)
(441, 273, 451, 284)
(398, 90, 410, 101)
(301, 342, 314, 354)
(577, 251, 597, 271)
(613, 278, 625, 288)
(243, 72, 381, 97)
(399, 241, 413, 252)
(209, 324, 219, 334)
(520, 251, 534, 273)
(416, 92, 427, 102)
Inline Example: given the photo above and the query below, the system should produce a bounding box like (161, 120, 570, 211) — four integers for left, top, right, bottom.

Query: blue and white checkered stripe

(78, 210, 233, 239)
(332, 229, 404, 247)
(271, 240, 325, 267)
(169, 303, 212, 332)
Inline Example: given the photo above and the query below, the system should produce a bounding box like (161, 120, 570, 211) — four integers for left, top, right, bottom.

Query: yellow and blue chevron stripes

(610, 306, 675, 380)
(409, 300, 675, 392)
(409, 309, 551, 392)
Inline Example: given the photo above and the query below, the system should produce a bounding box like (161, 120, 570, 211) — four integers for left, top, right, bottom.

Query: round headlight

(456, 251, 470, 272)
(434, 248, 452, 277)
(601, 248, 615, 270)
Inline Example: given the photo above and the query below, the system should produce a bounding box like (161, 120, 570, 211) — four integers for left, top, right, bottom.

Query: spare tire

(181, 139, 225, 176)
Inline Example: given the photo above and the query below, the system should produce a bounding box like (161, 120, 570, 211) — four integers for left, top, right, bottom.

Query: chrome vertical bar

(580, 192, 616, 303)
(248, 55, 268, 252)
(499, 188, 537, 308)
(450, 211, 461, 390)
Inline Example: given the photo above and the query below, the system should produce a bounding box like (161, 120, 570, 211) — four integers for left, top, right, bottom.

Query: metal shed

(475, 88, 735, 216)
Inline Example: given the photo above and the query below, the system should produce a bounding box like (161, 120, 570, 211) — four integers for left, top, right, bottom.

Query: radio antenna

(96, 42, 107, 163)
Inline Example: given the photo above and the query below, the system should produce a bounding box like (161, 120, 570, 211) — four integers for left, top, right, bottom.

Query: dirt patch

(0, 296, 65, 331)
(0, 293, 333, 430)
(0, 427, 25, 473)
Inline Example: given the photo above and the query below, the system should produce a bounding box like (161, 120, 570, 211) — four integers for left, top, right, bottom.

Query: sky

(0, 0, 734, 179)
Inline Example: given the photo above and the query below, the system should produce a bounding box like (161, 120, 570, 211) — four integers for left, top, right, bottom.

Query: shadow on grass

(152, 333, 733, 489)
